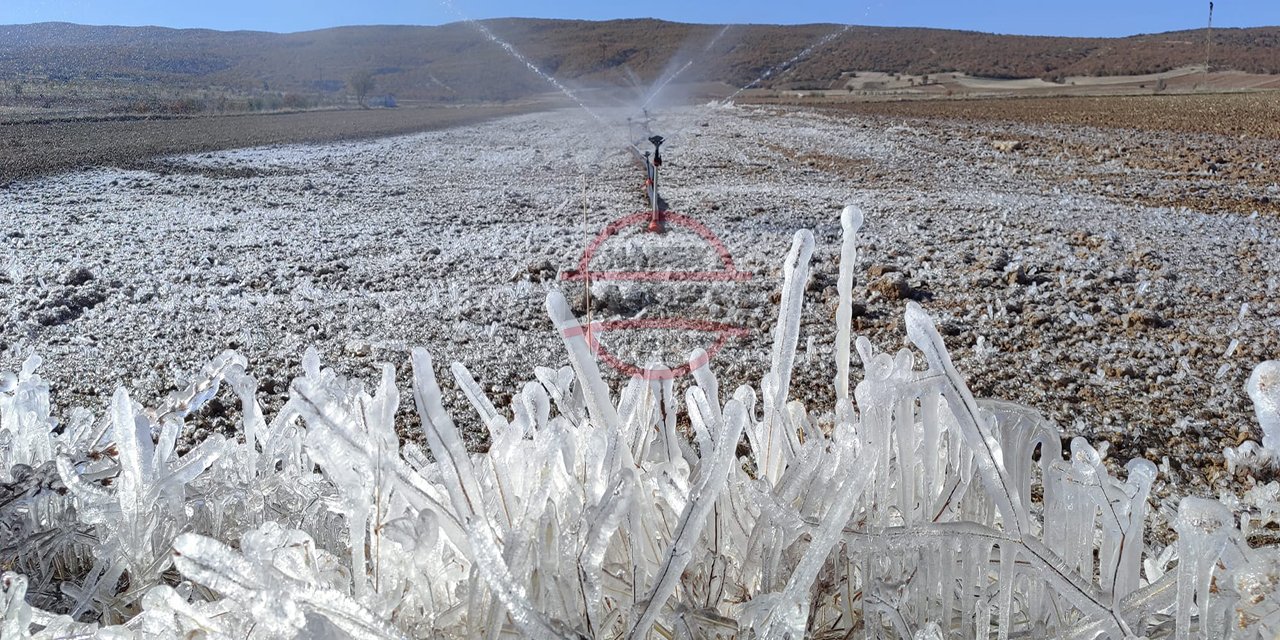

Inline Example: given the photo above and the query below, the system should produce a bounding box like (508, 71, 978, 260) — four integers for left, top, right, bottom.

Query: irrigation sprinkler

(646, 135, 665, 232)
(628, 113, 669, 233)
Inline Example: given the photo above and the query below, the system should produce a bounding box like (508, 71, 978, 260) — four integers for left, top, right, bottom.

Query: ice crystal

(3, 207, 1280, 638)
(1225, 361, 1280, 473)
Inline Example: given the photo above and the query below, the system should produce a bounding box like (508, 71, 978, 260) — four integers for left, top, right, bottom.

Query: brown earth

(781, 93, 1280, 216)
(0, 102, 546, 182)
(777, 93, 1280, 139)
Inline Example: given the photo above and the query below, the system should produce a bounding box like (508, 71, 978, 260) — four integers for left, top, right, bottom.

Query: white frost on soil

(1, 105, 1277, 503)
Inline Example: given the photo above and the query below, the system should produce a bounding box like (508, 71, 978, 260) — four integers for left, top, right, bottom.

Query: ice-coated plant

(4, 205, 1280, 638)
(1225, 362, 1280, 473)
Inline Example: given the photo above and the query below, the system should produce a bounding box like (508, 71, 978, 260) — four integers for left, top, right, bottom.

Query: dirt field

(776, 92, 1280, 139)
(0, 103, 545, 182)
(770, 93, 1280, 216)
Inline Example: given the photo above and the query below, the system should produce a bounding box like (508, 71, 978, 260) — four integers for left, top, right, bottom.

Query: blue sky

(2, 0, 1277, 37)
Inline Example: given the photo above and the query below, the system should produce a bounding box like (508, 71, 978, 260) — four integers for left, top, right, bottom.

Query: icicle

(835, 204, 864, 404)
(905, 302, 1027, 536)
(172, 533, 407, 639)
(546, 291, 620, 431)
(409, 349, 487, 526)
(452, 362, 509, 436)
(756, 230, 815, 485)
(752, 418, 882, 638)
(1173, 497, 1233, 640)
(768, 229, 815, 410)
(1248, 361, 1280, 453)
(627, 400, 747, 640)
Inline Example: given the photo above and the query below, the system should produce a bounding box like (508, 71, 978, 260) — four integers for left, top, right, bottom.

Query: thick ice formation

(1224, 361, 1280, 472)
(3, 209, 1280, 638)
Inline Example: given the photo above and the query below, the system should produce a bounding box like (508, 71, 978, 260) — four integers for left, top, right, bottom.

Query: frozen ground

(1, 104, 1277, 506)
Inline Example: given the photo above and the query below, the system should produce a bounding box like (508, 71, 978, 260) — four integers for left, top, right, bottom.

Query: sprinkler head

(649, 135, 664, 167)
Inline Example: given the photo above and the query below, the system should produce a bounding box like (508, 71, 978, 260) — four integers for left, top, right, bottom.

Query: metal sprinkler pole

(647, 135, 665, 232)
(581, 174, 591, 330)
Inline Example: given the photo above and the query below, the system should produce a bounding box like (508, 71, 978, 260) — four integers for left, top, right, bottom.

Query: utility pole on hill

(1205, 2, 1215, 78)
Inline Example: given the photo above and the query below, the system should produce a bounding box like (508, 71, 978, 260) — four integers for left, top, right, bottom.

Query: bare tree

(348, 70, 376, 108)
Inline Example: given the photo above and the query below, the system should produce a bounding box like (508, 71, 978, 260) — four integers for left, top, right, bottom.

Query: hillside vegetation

(0, 19, 1277, 104)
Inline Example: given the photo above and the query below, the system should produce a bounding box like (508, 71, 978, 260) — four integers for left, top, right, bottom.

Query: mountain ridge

(2, 18, 1276, 103)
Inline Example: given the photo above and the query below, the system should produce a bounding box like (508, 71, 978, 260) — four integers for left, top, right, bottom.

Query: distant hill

(1, 19, 1277, 104)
